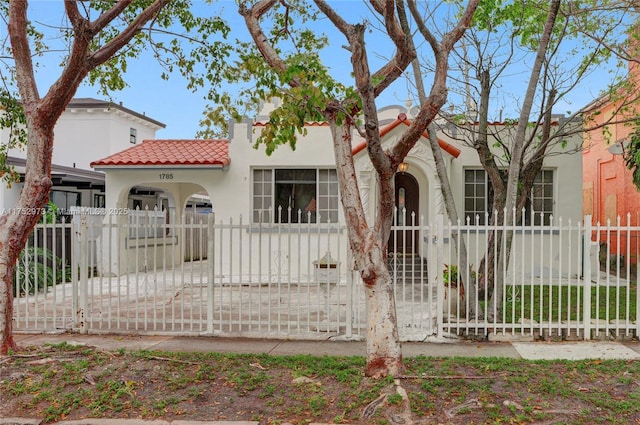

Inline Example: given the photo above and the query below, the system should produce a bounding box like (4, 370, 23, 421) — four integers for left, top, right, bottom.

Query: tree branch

(393, 0, 479, 160)
(369, 0, 415, 97)
(63, 0, 86, 32)
(240, 0, 291, 76)
(8, 0, 38, 107)
(504, 0, 561, 219)
(90, 0, 172, 66)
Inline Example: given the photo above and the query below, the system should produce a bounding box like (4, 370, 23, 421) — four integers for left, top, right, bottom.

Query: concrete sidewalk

(12, 332, 640, 360)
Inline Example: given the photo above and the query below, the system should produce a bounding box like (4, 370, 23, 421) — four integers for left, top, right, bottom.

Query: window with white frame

(464, 169, 487, 224)
(253, 168, 339, 223)
(463, 169, 554, 225)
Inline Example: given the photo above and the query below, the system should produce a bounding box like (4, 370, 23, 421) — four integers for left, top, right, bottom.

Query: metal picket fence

(433, 213, 640, 340)
(12, 208, 640, 342)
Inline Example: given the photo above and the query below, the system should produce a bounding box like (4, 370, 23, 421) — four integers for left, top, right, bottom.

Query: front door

(389, 172, 419, 254)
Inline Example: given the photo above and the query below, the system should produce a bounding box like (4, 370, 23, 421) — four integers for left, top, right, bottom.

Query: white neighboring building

(0, 97, 165, 215)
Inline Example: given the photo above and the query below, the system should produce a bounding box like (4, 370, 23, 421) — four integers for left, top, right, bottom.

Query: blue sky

(7, 1, 628, 140)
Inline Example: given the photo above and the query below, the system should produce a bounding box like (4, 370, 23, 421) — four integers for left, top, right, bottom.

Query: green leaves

(198, 2, 356, 154)
(249, 52, 351, 155)
(85, 2, 232, 99)
(0, 88, 26, 188)
(623, 123, 640, 190)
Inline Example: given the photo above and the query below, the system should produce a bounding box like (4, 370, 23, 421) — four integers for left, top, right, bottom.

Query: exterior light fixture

(398, 162, 408, 173)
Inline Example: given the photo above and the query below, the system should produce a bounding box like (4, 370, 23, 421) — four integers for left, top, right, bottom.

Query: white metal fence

(12, 208, 640, 342)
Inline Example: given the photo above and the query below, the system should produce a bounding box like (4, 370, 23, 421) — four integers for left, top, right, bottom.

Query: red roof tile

(91, 139, 230, 168)
(351, 113, 461, 158)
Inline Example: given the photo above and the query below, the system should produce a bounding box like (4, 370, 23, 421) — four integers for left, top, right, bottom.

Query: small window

(130, 128, 137, 144)
(529, 169, 554, 225)
(463, 169, 488, 224)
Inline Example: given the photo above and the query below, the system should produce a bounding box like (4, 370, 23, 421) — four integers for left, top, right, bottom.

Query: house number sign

(159, 173, 174, 180)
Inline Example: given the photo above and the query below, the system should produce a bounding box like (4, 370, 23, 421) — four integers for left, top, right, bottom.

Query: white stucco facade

(47, 101, 161, 171)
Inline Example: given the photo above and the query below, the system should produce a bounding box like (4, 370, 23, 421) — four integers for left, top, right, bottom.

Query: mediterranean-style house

(91, 99, 584, 276)
(93, 99, 583, 223)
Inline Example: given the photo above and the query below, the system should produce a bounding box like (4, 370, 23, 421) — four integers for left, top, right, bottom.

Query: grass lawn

(500, 283, 638, 323)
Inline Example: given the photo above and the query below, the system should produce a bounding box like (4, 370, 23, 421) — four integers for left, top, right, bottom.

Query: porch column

(97, 176, 130, 276)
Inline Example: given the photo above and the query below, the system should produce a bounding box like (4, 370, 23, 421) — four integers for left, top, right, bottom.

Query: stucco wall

(216, 121, 340, 221)
(583, 97, 640, 264)
(583, 105, 640, 225)
(1, 101, 162, 213)
(53, 108, 159, 171)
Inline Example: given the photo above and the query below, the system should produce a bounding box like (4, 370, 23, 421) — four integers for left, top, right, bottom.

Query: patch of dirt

(1, 344, 640, 424)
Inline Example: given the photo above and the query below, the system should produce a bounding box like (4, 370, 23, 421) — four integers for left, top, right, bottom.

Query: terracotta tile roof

(90, 139, 230, 168)
(352, 113, 461, 158)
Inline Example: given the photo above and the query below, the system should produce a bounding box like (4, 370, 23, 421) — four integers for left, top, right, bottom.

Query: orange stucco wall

(583, 91, 640, 263)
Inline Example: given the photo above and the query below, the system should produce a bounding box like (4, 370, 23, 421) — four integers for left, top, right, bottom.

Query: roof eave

(92, 163, 229, 171)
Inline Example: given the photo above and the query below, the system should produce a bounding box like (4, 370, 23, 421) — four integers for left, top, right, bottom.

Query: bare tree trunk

(327, 117, 404, 377)
(0, 123, 54, 353)
(0, 261, 16, 354)
(363, 261, 404, 377)
(469, 67, 506, 318)
(488, 0, 561, 318)
(2, 1, 56, 353)
(476, 205, 504, 316)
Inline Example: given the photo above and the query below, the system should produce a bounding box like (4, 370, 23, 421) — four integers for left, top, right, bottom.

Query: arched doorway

(389, 172, 419, 254)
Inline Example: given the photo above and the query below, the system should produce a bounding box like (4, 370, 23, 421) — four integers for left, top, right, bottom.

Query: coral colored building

(583, 60, 640, 264)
